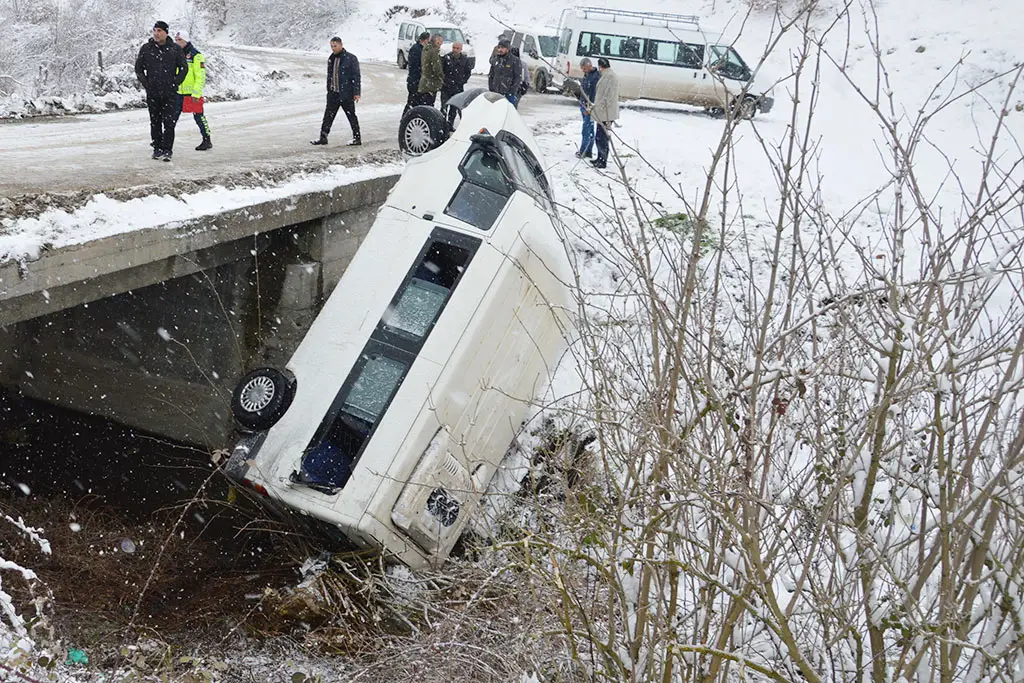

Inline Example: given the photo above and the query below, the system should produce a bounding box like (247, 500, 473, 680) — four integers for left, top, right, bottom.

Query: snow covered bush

(206, 0, 353, 47)
(501, 2, 1024, 681)
(0, 512, 51, 664)
(0, 0, 154, 97)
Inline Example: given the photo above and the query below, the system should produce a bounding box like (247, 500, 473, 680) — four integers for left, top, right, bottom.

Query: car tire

(534, 69, 548, 94)
(399, 105, 452, 156)
(735, 96, 757, 120)
(397, 50, 407, 69)
(231, 367, 294, 432)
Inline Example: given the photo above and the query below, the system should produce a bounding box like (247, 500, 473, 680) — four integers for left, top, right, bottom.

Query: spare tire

(399, 105, 452, 157)
(231, 367, 294, 432)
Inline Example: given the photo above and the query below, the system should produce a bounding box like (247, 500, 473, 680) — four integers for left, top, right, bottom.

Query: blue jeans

(580, 107, 595, 155)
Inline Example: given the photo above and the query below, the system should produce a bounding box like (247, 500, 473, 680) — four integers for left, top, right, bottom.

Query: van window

(539, 35, 559, 58)
(577, 31, 646, 61)
(428, 27, 466, 44)
(294, 229, 480, 492)
(523, 35, 537, 56)
(445, 148, 512, 230)
(709, 45, 751, 81)
(559, 28, 572, 55)
(647, 40, 704, 69)
(511, 31, 524, 49)
(497, 132, 555, 212)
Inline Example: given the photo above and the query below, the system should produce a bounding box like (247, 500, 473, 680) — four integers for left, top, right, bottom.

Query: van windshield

(538, 35, 559, 58)
(429, 27, 465, 44)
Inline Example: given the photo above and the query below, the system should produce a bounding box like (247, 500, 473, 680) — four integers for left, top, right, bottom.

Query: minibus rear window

(445, 148, 512, 230)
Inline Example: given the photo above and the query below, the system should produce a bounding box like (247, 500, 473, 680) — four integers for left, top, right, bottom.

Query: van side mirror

(529, 50, 539, 60)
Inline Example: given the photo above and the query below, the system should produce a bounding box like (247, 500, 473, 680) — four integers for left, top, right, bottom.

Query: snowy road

(0, 45, 579, 198)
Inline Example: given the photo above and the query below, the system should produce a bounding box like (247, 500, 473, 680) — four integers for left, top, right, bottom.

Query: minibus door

(641, 38, 706, 103)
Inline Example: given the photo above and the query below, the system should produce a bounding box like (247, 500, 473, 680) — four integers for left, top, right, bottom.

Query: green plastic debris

(66, 648, 88, 665)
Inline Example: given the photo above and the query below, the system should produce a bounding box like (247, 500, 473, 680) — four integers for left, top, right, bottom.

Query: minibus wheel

(397, 50, 407, 69)
(534, 69, 548, 93)
(735, 96, 757, 120)
(399, 105, 452, 156)
(231, 367, 294, 431)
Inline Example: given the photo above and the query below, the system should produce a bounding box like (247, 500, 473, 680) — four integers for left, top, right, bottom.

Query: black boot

(346, 138, 362, 146)
(310, 135, 328, 145)
(196, 138, 212, 151)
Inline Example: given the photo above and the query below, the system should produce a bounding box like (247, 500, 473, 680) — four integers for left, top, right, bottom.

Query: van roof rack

(576, 6, 700, 29)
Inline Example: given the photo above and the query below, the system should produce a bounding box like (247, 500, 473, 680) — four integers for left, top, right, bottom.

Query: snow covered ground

(2, 0, 1023, 678)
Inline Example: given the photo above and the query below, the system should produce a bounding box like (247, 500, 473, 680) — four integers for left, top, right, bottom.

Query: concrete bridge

(0, 173, 399, 449)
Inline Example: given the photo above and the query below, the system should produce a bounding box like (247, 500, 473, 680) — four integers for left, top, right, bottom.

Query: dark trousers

(147, 93, 182, 152)
(404, 82, 419, 113)
(419, 91, 437, 108)
(595, 122, 610, 163)
(193, 112, 211, 140)
(441, 90, 461, 124)
(320, 91, 360, 141)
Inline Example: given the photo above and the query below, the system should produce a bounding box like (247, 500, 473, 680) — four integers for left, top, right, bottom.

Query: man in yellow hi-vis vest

(175, 30, 213, 151)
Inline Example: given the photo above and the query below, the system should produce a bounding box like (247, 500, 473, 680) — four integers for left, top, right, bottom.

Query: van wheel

(231, 367, 294, 432)
(399, 105, 452, 156)
(534, 69, 548, 94)
(734, 96, 757, 120)
(397, 50, 407, 69)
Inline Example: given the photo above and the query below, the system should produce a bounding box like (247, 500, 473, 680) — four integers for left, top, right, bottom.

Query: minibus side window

(295, 230, 481, 493)
(710, 45, 752, 81)
(445, 148, 512, 230)
(559, 28, 572, 55)
(577, 31, 646, 61)
(647, 40, 704, 69)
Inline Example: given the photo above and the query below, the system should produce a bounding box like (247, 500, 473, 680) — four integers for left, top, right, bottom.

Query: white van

(498, 26, 563, 93)
(226, 92, 571, 570)
(555, 7, 774, 118)
(397, 19, 477, 71)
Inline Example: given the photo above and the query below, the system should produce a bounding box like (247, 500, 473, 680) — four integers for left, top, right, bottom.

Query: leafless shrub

(493, 1, 1024, 681)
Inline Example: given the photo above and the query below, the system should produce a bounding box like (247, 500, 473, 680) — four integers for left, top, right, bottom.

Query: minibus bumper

(759, 95, 775, 114)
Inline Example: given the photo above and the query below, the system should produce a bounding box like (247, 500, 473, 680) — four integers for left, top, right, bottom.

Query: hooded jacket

(418, 42, 444, 93)
(327, 48, 361, 100)
(177, 43, 207, 98)
(135, 37, 188, 97)
(487, 50, 522, 97)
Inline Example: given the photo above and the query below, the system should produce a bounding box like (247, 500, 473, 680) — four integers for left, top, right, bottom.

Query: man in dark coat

(487, 38, 522, 106)
(135, 20, 188, 161)
(440, 41, 472, 124)
(405, 31, 430, 113)
(576, 57, 600, 158)
(311, 37, 362, 146)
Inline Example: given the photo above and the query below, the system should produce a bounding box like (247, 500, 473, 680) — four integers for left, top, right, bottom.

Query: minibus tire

(231, 367, 294, 432)
(399, 105, 452, 156)
(534, 70, 548, 94)
(735, 96, 757, 120)
(397, 50, 407, 69)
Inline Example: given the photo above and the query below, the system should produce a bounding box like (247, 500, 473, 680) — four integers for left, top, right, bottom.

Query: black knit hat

(153, 20, 169, 32)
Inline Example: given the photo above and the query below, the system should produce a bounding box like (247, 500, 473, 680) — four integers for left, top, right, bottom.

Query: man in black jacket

(311, 37, 362, 146)
(135, 20, 188, 161)
(404, 32, 430, 113)
(440, 41, 472, 125)
(487, 38, 522, 106)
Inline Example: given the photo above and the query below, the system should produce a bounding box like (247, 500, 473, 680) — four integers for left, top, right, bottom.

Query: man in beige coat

(589, 57, 619, 169)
